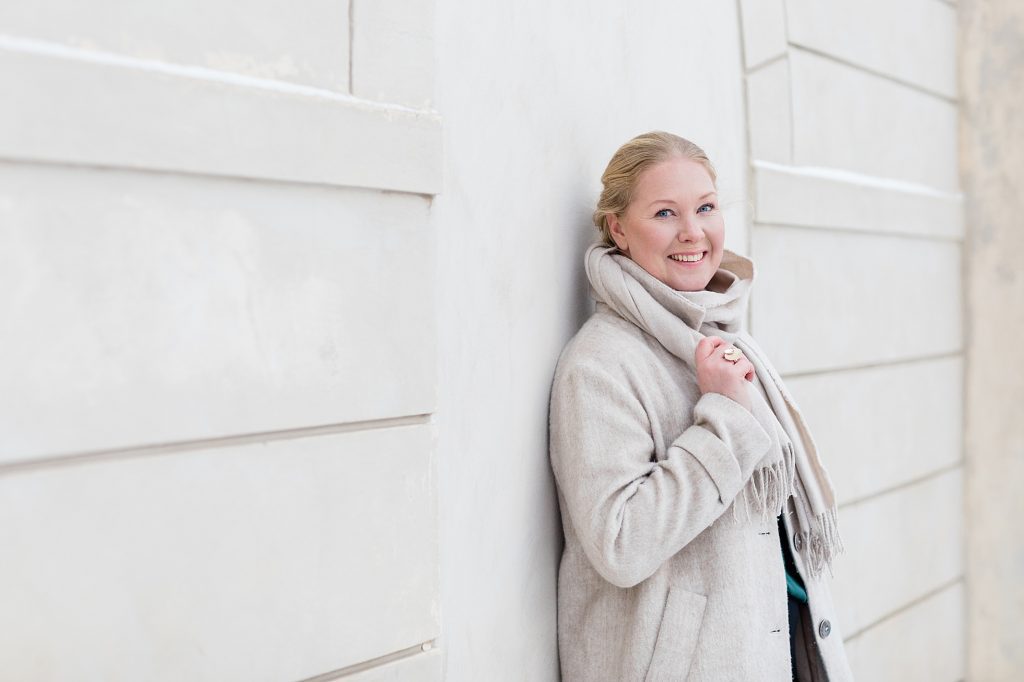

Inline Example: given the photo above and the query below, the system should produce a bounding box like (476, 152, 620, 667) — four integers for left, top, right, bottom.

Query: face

(607, 157, 725, 292)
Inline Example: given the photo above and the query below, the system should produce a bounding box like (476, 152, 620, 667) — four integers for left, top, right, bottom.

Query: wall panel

(352, 0, 434, 107)
(341, 650, 443, 682)
(786, 0, 957, 98)
(0, 162, 435, 462)
(829, 469, 963, 636)
(0, 39, 441, 195)
(845, 582, 965, 681)
(0, 0, 351, 90)
(753, 162, 964, 240)
(787, 356, 962, 504)
(751, 225, 962, 374)
(790, 50, 958, 191)
(0, 426, 439, 681)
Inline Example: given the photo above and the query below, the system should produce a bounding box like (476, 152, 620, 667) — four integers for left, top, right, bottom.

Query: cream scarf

(585, 243, 844, 579)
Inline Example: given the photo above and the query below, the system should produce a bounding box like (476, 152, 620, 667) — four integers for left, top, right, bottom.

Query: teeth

(670, 252, 704, 262)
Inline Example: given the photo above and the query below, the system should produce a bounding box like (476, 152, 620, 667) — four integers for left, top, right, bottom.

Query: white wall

(431, 1, 749, 679)
(0, 0, 973, 679)
(738, 0, 966, 678)
(0, 2, 442, 679)
(432, 0, 967, 676)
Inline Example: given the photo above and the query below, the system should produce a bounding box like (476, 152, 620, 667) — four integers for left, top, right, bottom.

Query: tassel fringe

(583, 244, 846, 584)
(731, 440, 844, 581)
(801, 506, 845, 580)
(731, 437, 796, 526)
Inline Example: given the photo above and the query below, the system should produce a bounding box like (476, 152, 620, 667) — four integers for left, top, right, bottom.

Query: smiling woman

(548, 131, 854, 681)
(601, 149, 725, 293)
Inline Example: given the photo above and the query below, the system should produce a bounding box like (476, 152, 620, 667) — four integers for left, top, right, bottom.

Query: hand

(694, 335, 756, 413)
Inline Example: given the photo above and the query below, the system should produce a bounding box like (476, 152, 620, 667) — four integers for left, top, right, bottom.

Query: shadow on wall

(570, 222, 597, 333)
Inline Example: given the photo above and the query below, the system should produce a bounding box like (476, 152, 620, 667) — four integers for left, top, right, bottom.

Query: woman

(548, 131, 854, 681)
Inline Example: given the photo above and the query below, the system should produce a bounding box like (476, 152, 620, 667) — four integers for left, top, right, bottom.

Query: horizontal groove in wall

(745, 52, 787, 76)
(298, 642, 436, 681)
(844, 576, 963, 641)
(0, 414, 433, 477)
(838, 460, 963, 511)
(780, 350, 964, 381)
(788, 42, 957, 104)
(0, 34, 427, 115)
(0, 154, 438, 201)
(753, 220, 964, 243)
(0, 35, 443, 195)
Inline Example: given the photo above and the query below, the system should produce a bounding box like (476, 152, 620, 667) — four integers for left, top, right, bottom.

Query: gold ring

(723, 347, 743, 364)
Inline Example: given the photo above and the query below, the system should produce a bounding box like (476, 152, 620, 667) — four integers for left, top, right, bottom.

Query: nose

(676, 215, 703, 242)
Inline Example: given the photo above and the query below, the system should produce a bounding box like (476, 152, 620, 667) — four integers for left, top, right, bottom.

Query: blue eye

(654, 208, 674, 218)
(697, 203, 715, 213)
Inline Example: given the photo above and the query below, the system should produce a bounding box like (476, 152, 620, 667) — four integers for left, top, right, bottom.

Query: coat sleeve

(549, 359, 773, 588)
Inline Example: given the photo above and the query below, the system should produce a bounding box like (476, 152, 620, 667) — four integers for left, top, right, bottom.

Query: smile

(668, 251, 706, 263)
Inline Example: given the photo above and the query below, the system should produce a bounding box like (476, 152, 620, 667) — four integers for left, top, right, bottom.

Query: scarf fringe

(730, 441, 844, 580)
(731, 440, 796, 526)
(801, 505, 845, 580)
(584, 244, 846, 582)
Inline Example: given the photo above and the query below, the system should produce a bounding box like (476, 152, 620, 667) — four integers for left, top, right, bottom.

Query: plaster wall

(960, 0, 1024, 678)
(0, 2, 442, 679)
(738, 0, 966, 678)
(0, 0, 981, 679)
(431, 2, 749, 679)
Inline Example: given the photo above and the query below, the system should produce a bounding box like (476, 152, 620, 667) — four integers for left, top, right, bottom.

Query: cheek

(710, 221, 726, 246)
(629, 222, 659, 250)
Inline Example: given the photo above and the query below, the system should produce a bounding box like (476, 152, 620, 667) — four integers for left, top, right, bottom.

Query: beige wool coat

(548, 301, 854, 681)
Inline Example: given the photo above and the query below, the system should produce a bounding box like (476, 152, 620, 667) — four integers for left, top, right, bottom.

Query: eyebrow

(646, 191, 717, 208)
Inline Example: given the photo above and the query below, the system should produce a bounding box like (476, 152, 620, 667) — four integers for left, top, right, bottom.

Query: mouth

(668, 250, 707, 266)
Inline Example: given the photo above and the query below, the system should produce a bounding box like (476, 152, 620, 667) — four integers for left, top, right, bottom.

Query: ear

(607, 213, 629, 253)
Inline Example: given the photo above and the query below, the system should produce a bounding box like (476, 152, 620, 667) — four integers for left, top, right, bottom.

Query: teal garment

(777, 512, 808, 604)
(786, 571, 808, 604)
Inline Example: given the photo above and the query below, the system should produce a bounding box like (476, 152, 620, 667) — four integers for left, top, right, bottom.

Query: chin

(672, 280, 710, 292)
(667, 272, 711, 292)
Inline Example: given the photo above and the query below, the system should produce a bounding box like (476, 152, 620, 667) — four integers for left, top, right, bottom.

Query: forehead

(633, 157, 715, 200)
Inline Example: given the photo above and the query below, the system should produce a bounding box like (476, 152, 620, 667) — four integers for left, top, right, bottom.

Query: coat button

(818, 619, 831, 639)
(793, 533, 803, 551)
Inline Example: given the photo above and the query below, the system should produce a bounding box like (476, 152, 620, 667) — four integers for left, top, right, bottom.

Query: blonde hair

(592, 131, 718, 248)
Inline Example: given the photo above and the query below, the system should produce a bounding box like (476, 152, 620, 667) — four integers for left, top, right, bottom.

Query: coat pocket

(644, 586, 708, 682)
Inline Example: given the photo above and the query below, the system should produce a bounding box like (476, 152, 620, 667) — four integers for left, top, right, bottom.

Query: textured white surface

(787, 356, 963, 505)
(0, 162, 435, 462)
(0, 426, 439, 681)
(0, 38, 441, 194)
(751, 224, 962, 374)
(352, 0, 434, 107)
(829, 468, 964, 636)
(746, 57, 793, 164)
(0, 0, 351, 90)
(738, 0, 787, 69)
(343, 650, 443, 681)
(738, 3, 967, 676)
(961, 0, 1024, 676)
(0, 0, 440, 678)
(432, 1, 749, 679)
(0, 0, 974, 677)
(789, 50, 958, 191)
(753, 161, 964, 240)
(786, 0, 957, 98)
(845, 582, 966, 682)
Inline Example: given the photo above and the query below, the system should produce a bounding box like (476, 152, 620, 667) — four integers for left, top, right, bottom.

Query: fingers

(728, 354, 755, 381)
(695, 335, 726, 362)
(697, 337, 757, 382)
